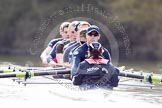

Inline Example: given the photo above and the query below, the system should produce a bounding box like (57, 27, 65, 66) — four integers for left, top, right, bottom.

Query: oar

(21, 82, 71, 85)
(20, 67, 66, 70)
(56, 63, 71, 68)
(0, 69, 71, 79)
(119, 71, 162, 83)
(0, 63, 70, 73)
(0, 67, 66, 73)
(0, 69, 161, 83)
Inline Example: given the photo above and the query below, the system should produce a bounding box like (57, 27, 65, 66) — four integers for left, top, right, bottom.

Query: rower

(68, 28, 87, 64)
(55, 21, 79, 64)
(73, 42, 119, 88)
(63, 21, 90, 64)
(47, 21, 79, 67)
(40, 22, 70, 66)
(71, 25, 111, 77)
(63, 21, 90, 52)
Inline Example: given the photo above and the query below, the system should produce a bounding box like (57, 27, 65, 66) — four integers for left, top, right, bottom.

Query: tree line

(0, 0, 161, 61)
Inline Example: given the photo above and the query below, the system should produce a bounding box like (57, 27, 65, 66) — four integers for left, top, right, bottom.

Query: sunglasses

(88, 32, 99, 37)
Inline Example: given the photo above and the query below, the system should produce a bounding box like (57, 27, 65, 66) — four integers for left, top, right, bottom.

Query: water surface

(0, 55, 162, 108)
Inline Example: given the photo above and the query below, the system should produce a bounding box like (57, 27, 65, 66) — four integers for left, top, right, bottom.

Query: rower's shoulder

(65, 41, 77, 49)
(56, 40, 69, 45)
(65, 43, 78, 52)
(73, 44, 87, 56)
(70, 42, 80, 50)
(75, 43, 87, 51)
(102, 47, 111, 57)
(48, 38, 63, 47)
(50, 38, 63, 42)
(102, 47, 109, 52)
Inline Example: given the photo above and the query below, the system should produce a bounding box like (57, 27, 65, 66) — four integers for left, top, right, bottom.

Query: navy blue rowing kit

(71, 43, 111, 77)
(63, 41, 76, 52)
(48, 38, 63, 48)
(63, 41, 77, 62)
(46, 40, 69, 63)
(68, 42, 80, 64)
(73, 58, 119, 87)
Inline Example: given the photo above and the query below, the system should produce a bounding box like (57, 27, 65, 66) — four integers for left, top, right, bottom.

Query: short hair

(76, 21, 91, 31)
(68, 21, 79, 31)
(60, 22, 70, 32)
(79, 28, 87, 38)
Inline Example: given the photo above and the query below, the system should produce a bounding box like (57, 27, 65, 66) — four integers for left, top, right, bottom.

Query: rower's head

(78, 28, 87, 45)
(88, 42, 103, 59)
(76, 21, 91, 32)
(75, 21, 90, 42)
(60, 22, 70, 40)
(68, 21, 79, 42)
(86, 25, 100, 45)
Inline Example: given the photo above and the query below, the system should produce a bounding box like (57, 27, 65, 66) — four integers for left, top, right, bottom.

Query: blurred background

(0, 0, 161, 73)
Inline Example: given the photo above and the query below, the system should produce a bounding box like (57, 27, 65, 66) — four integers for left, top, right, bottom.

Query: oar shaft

(0, 70, 71, 78)
(24, 67, 66, 70)
(0, 73, 17, 78)
(119, 72, 144, 79)
(0, 67, 66, 73)
(33, 70, 70, 76)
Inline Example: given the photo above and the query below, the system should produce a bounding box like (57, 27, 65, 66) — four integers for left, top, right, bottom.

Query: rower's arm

(63, 62, 72, 69)
(73, 63, 84, 85)
(46, 46, 58, 65)
(103, 48, 111, 63)
(56, 43, 64, 63)
(40, 46, 52, 66)
(73, 75, 83, 85)
(40, 38, 60, 63)
(63, 46, 71, 63)
(71, 51, 81, 77)
(109, 65, 120, 87)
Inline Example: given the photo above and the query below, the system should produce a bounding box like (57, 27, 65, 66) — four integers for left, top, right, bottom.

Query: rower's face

(86, 31, 100, 44)
(76, 26, 89, 42)
(68, 26, 77, 41)
(76, 25, 89, 41)
(61, 27, 69, 40)
(80, 37, 87, 43)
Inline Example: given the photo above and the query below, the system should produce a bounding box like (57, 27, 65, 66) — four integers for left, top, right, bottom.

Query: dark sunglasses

(88, 32, 99, 37)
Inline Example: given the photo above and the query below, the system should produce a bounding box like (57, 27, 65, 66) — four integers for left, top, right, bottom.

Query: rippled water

(0, 74, 162, 108)
(0, 56, 162, 108)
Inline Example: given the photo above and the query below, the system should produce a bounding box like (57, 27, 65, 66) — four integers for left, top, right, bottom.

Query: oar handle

(56, 63, 71, 68)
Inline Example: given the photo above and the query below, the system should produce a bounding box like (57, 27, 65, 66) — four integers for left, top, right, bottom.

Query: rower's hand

(42, 58, 48, 66)
(49, 61, 57, 67)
